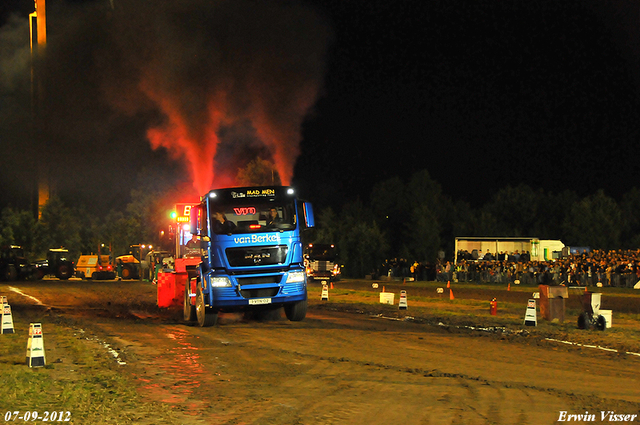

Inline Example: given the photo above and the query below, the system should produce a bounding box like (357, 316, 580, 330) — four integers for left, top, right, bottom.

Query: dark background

(2, 0, 640, 214)
(296, 0, 640, 210)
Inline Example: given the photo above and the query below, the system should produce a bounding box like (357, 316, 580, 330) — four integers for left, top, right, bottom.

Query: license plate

(249, 298, 271, 305)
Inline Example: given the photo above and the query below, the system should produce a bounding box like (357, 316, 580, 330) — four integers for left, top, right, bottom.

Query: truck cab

(184, 186, 314, 326)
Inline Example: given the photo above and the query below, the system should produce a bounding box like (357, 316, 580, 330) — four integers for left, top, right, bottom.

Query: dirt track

(2, 279, 640, 424)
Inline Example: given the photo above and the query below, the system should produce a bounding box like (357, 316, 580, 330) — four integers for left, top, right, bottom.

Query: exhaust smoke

(0, 0, 331, 208)
(114, 0, 332, 194)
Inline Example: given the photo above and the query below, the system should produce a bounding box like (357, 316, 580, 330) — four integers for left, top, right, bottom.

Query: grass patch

(0, 312, 188, 425)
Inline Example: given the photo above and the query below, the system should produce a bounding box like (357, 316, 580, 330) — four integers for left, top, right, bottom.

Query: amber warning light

(174, 203, 198, 223)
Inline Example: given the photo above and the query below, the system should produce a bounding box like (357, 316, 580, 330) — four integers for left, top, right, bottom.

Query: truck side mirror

(190, 205, 202, 235)
(303, 202, 315, 228)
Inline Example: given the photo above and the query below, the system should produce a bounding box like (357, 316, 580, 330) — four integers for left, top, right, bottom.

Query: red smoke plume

(126, 0, 331, 195)
(143, 85, 226, 195)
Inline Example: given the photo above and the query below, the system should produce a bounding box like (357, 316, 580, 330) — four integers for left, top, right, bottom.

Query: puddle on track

(96, 322, 223, 409)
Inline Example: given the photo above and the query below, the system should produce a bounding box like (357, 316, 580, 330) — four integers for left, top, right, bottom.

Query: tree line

(309, 170, 640, 278)
(3, 169, 640, 277)
(0, 186, 172, 263)
(0, 158, 281, 263)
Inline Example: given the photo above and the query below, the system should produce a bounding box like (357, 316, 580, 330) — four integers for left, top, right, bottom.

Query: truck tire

(596, 315, 607, 331)
(35, 268, 45, 280)
(56, 263, 73, 280)
(4, 266, 18, 282)
(122, 264, 134, 279)
(196, 286, 217, 327)
(577, 312, 591, 330)
(284, 299, 307, 322)
(183, 283, 197, 322)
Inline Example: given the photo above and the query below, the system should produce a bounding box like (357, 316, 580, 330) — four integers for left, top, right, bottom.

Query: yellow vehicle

(76, 255, 116, 280)
(115, 254, 140, 279)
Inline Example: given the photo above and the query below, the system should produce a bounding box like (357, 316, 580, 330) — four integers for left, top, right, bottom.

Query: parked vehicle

(0, 245, 34, 281)
(304, 243, 341, 281)
(33, 248, 75, 280)
(75, 255, 116, 280)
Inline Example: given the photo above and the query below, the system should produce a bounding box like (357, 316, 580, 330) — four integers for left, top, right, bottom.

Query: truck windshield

(307, 245, 336, 260)
(210, 200, 296, 234)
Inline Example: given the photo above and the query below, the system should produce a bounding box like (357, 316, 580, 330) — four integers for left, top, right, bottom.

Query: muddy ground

(2, 279, 639, 424)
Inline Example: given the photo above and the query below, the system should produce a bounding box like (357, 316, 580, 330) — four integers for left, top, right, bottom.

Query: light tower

(29, 0, 49, 219)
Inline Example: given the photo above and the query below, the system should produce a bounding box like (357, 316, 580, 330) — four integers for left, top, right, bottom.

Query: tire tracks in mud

(47, 303, 640, 421)
(176, 312, 639, 424)
(42, 311, 552, 424)
(6, 283, 640, 424)
(226, 333, 640, 416)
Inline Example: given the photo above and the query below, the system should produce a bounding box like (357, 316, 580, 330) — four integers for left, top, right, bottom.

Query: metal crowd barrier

(442, 270, 638, 288)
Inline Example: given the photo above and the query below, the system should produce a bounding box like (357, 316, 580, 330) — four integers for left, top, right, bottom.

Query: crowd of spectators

(445, 249, 640, 288)
(380, 258, 438, 282)
(379, 249, 640, 288)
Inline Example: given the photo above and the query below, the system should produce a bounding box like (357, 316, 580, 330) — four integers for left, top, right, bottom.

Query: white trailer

(454, 237, 565, 263)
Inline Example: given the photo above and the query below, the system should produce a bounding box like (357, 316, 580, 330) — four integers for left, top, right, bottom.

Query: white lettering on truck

(234, 234, 281, 244)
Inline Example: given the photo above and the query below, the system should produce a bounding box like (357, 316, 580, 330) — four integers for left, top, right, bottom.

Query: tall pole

(29, 0, 49, 220)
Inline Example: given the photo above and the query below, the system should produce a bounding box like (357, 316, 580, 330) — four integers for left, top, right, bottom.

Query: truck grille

(236, 276, 281, 285)
(310, 260, 334, 271)
(240, 288, 279, 298)
(226, 245, 288, 267)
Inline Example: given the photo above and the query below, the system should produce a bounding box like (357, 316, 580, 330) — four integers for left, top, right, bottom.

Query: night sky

(2, 0, 640, 214)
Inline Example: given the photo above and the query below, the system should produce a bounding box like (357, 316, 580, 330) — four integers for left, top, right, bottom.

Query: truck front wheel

(183, 283, 197, 322)
(284, 299, 307, 322)
(121, 265, 131, 279)
(196, 287, 217, 327)
(56, 263, 73, 280)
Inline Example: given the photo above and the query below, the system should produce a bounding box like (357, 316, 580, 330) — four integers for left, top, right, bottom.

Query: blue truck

(183, 186, 315, 326)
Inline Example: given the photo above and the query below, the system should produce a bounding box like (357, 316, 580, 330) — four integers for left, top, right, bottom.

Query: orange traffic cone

(330, 282, 334, 289)
(508, 281, 511, 291)
(449, 288, 454, 300)
(447, 281, 450, 288)
(403, 278, 406, 285)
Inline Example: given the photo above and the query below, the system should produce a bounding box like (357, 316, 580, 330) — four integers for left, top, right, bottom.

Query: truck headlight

(210, 276, 232, 287)
(286, 271, 305, 283)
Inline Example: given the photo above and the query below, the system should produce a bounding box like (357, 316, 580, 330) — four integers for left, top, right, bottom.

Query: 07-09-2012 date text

(4, 411, 71, 422)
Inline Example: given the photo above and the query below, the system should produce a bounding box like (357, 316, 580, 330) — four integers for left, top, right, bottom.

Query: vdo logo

(234, 207, 256, 215)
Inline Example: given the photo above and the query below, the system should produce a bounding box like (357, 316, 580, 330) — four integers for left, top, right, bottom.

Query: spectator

(484, 250, 493, 261)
